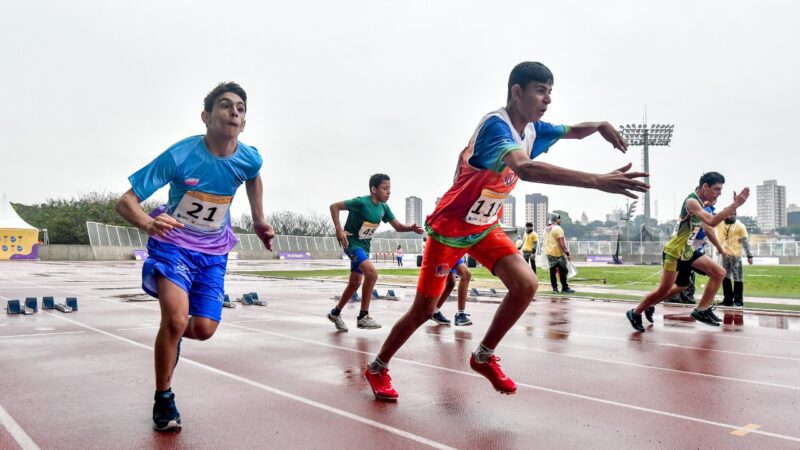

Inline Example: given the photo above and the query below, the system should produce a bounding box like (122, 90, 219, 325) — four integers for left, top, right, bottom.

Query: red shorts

(417, 226, 518, 298)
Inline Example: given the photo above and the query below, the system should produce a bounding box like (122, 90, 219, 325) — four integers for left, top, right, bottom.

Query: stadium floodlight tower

(618, 122, 673, 238)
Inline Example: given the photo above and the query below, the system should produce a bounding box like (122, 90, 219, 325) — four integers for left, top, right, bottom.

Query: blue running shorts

(344, 246, 370, 274)
(142, 239, 228, 322)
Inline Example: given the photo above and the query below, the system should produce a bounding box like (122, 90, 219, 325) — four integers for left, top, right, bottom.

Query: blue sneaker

(454, 312, 473, 326)
(430, 311, 451, 325)
(153, 390, 181, 431)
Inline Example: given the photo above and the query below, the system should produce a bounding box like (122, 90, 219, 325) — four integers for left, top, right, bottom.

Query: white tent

(0, 194, 40, 260)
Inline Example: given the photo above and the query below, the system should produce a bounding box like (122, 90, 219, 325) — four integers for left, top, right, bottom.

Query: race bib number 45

(465, 189, 507, 226)
(358, 221, 379, 240)
(174, 191, 232, 231)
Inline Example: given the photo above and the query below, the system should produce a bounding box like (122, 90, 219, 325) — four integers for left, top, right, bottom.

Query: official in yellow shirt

(715, 214, 753, 307)
(521, 222, 539, 274)
(545, 214, 574, 294)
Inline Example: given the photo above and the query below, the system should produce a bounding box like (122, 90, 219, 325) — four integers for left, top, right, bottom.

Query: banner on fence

(279, 251, 312, 260)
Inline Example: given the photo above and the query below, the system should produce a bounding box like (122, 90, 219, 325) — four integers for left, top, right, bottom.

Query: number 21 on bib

(465, 189, 507, 226)
(174, 191, 232, 231)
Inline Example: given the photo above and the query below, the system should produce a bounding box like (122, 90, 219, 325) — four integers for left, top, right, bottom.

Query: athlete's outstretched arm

(388, 219, 424, 234)
(563, 122, 627, 153)
(685, 189, 750, 228)
(116, 189, 183, 238)
(245, 175, 275, 250)
(503, 151, 649, 199)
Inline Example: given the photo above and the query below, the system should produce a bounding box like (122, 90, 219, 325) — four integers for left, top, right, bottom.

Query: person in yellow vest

(545, 214, 574, 294)
(715, 213, 753, 307)
(521, 222, 539, 274)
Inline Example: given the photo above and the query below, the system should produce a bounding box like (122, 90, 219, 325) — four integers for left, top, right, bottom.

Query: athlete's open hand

(253, 220, 275, 251)
(410, 224, 424, 234)
(599, 122, 628, 153)
(733, 188, 750, 208)
(145, 213, 184, 238)
(594, 163, 649, 199)
(336, 229, 351, 249)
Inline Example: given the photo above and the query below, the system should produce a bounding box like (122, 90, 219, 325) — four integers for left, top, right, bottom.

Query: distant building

(405, 196, 423, 226)
(580, 211, 589, 225)
(757, 180, 786, 231)
(606, 208, 624, 224)
(501, 195, 516, 227)
(788, 203, 800, 227)
(525, 193, 548, 234)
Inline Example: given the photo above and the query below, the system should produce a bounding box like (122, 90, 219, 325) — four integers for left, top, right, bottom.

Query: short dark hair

(525, 222, 533, 227)
(698, 172, 725, 188)
(507, 62, 554, 102)
(204, 82, 247, 113)
(369, 173, 390, 190)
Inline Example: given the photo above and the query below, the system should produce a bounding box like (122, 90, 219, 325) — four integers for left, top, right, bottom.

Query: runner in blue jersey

(116, 82, 275, 431)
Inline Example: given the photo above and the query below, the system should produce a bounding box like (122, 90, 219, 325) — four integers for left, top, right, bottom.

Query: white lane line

(260, 305, 800, 390)
(115, 326, 159, 331)
(43, 312, 454, 450)
(0, 403, 40, 450)
(0, 331, 85, 339)
(265, 304, 800, 363)
(224, 322, 800, 444)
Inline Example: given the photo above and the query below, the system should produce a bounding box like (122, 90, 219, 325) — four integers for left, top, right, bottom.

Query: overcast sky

(1, 0, 798, 228)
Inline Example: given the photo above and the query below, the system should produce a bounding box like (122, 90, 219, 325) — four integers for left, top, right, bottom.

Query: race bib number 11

(174, 191, 232, 231)
(465, 189, 507, 225)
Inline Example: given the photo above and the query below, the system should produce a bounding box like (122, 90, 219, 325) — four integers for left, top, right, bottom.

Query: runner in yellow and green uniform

(626, 172, 750, 331)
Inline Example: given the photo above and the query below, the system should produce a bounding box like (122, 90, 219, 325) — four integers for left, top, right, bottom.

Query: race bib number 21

(174, 191, 232, 231)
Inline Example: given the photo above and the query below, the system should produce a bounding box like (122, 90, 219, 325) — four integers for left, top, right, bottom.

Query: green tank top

(663, 192, 703, 260)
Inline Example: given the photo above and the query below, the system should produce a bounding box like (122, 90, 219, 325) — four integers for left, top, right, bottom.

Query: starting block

(332, 292, 362, 302)
(471, 288, 482, 297)
(223, 294, 236, 308)
(25, 297, 38, 313)
(385, 290, 399, 301)
(55, 297, 77, 313)
(241, 293, 254, 305)
(43, 296, 56, 310)
(6, 299, 21, 314)
(488, 288, 503, 298)
(249, 292, 267, 306)
(372, 289, 382, 299)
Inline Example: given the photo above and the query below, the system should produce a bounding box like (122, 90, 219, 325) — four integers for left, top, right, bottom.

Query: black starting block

(65, 297, 78, 311)
(241, 293, 254, 305)
(6, 299, 21, 314)
(471, 288, 482, 297)
(350, 292, 361, 302)
(52, 297, 77, 313)
(249, 292, 267, 306)
(385, 290, 399, 301)
(372, 289, 382, 299)
(223, 294, 236, 308)
(43, 296, 56, 310)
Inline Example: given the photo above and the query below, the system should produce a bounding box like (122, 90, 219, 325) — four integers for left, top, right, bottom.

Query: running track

(1, 260, 799, 449)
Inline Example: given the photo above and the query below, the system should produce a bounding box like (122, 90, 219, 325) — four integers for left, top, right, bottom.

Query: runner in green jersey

(327, 174, 424, 331)
(626, 172, 749, 331)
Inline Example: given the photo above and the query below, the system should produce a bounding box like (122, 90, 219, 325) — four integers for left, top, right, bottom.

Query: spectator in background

(521, 222, 538, 274)
(545, 213, 574, 294)
(716, 213, 754, 307)
(395, 245, 404, 267)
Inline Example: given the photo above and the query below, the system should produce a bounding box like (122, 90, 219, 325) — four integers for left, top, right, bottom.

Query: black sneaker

(626, 309, 645, 332)
(690, 308, 720, 327)
(153, 390, 181, 431)
(561, 287, 576, 294)
(552, 289, 559, 294)
(644, 306, 655, 324)
(734, 300, 744, 308)
(705, 307, 722, 323)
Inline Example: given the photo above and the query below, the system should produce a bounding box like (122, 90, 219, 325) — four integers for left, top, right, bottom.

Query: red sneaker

(364, 367, 399, 400)
(469, 354, 517, 394)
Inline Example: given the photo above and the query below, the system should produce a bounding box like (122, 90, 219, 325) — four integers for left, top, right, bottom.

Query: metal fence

(85, 222, 800, 256)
